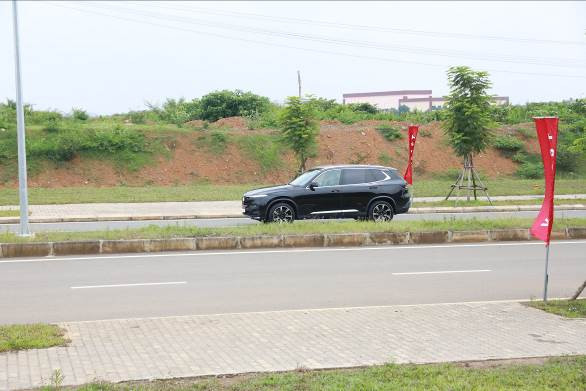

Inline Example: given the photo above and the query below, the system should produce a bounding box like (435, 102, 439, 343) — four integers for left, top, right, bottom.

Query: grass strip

(0, 209, 19, 218)
(413, 198, 586, 208)
(0, 179, 584, 205)
(0, 324, 68, 353)
(527, 299, 586, 318)
(2, 217, 585, 244)
(39, 356, 586, 390)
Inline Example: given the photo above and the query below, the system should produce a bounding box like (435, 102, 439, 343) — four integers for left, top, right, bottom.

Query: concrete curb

(0, 227, 584, 258)
(0, 204, 584, 224)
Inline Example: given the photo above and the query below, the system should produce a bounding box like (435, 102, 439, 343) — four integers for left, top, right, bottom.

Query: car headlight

(248, 194, 268, 198)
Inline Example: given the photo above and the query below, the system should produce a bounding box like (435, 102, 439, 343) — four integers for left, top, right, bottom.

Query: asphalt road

(0, 209, 585, 233)
(1, 240, 585, 324)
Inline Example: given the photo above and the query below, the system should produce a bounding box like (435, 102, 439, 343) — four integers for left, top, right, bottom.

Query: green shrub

(378, 152, 393, 166)
(376, 124, 403, 141)
(419, 129, 432, 138)
(348, 102, 378, 114)
(195, 131, 229, 154)
(71, 108, 89, 121)
(516, 161, 543, 179)
(43, 118, 60, 133)
(237, 134, 283, 173)
(128, 110, 147, 124)
(493, 135, 524, 156)
(199, 90, 270, 122)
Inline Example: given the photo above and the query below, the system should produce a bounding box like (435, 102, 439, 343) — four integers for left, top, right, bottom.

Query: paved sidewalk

(1, 301, 585, 390)
(0, 194, 585, 223)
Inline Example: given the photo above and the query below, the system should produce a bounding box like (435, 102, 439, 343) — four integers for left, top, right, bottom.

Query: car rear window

(340, 169, 367, 185)
(367, 169, 387, 182)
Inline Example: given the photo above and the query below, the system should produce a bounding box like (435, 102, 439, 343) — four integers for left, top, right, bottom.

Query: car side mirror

(309, 182, 319, 191)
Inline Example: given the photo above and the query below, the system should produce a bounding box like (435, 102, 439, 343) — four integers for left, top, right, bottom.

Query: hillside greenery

(0, 93, 585, 182)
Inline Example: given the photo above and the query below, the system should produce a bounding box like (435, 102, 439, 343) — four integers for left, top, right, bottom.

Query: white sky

(1, 1, 585, 115)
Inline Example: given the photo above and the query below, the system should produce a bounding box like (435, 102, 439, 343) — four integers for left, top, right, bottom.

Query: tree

(279, 96, 319, 174)
(443, 66, 495, 202)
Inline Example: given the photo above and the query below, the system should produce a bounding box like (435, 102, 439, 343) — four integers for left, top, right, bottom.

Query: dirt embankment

(3, 118, 521, 188)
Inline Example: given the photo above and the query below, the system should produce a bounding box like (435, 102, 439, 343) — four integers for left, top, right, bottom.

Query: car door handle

(369, 186, 378, 189)
(330, 189, 340, 193)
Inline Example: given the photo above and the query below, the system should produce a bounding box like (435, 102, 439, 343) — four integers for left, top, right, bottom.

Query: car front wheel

(267, 202, 295, 223)
(369, 200, 394, 222)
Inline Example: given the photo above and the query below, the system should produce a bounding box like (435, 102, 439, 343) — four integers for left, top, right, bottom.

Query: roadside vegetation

(527, 299, 586, 318)
(1, 217, 584, 243)
(0, 323, 68, 353)
(39, 356, 586, 390)
(0, 179, 584, 205)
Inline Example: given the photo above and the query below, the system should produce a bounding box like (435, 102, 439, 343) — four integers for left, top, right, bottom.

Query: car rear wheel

(369, 200, 394, 222)
(267, 202, 295, 223)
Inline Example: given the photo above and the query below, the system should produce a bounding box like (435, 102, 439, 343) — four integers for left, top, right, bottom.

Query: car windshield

(289, 170, 319, 186)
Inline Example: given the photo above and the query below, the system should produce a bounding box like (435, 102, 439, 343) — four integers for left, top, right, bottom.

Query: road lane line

(392, 269, 491, 276)
(0, 240, 584, 264)
(70, 281, 187, 289)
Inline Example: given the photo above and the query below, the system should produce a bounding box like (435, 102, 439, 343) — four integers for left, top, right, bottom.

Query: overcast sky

(1, 1, 585, 115)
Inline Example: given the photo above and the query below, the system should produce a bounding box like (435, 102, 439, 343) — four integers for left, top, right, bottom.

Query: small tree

(443, 66, 495, 202)
(279, 96, 319, 174)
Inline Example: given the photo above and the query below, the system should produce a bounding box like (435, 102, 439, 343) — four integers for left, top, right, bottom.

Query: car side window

(367, 169, 387, 182)
(313, 169, 341, 187)
(340, 169, 367, 185)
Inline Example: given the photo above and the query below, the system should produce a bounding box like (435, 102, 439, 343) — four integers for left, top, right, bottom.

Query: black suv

(242, 165, 411, 223)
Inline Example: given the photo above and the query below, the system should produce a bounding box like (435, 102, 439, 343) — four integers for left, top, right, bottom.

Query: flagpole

(543, 243, 550, 302)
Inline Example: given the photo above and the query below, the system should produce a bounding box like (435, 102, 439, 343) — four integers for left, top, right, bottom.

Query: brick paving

(1, 301, 585, 390)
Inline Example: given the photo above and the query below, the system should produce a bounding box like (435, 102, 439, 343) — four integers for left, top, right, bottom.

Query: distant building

(342, 89, 509, 112)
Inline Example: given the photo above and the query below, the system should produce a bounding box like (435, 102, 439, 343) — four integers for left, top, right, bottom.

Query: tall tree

(279, 96, 319, 174)
(443, 66, 495, 202)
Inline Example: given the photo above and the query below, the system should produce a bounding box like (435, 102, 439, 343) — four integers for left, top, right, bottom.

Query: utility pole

(297, 70, 301, 98)
(12, 0, 31, 236)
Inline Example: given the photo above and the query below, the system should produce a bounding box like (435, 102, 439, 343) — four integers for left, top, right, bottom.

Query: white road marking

(71, 281, 187, 289)
(392, 269, 491, 276)
(0, 240, 584, 264)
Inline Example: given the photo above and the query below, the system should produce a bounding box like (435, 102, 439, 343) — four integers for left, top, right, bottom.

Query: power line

(47, 3, 586, 80)
(139, 1, 586, 47)
(84, 2, 586, 69)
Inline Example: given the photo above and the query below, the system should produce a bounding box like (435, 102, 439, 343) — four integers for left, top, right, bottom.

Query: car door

(295, 169, 342, 217)
(339, 168, 378, 215)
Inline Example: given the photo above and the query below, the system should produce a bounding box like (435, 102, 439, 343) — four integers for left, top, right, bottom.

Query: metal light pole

(12, 0, 31, 236)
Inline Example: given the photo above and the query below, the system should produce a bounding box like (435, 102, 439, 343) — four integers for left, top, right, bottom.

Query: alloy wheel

(272, 205, 294, 223)
(372, 203, 393, 222)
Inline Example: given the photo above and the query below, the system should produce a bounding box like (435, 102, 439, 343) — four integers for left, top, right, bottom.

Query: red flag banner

(403, 125, 419, 185)
(530, 117, 559, 244)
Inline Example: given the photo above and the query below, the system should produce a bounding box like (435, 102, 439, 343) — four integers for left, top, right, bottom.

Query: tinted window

(314, 169, 341, 187)
(367, 169, 387, 182)
(340, 169, 367, 185)
(290, 169, 319, 186)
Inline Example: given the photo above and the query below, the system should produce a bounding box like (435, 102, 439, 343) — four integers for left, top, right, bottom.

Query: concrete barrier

(240, 235, 283, 249)
(101, 239, 148, 254)
(282, 234, 325, 248)
(325, 233, 368, 247)
(368, 232, 409, 245)
(1, 242, 51, 258)
(146, 238, 196, 252)
(410, 231, 449, 244)
(489, 229, 530, 242)
(568, 227, 586, 239)
(0, 227, 584, 258)
(196, 236, 239, 250)
(53, 240, 101, 256)
(450, 230, 490, 243)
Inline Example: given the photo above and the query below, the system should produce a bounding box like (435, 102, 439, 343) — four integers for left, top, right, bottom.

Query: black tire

(368, 200, 394, 222)
(267, 202, 295, 223)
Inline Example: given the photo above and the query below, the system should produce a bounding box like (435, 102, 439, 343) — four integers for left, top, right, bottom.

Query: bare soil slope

(5, 119, 520, 187)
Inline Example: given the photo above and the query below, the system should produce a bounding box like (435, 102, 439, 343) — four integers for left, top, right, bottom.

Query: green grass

(39, 356, 586, 390)
(235, 133, 284, 173)
(1, 217, 585, 244)
(0, 178, 584, 206)
(411, 178, 586, 198)
(0, 209, 19, 217)
(527, 299, 586, 318)
(0, 324, 68, 353)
